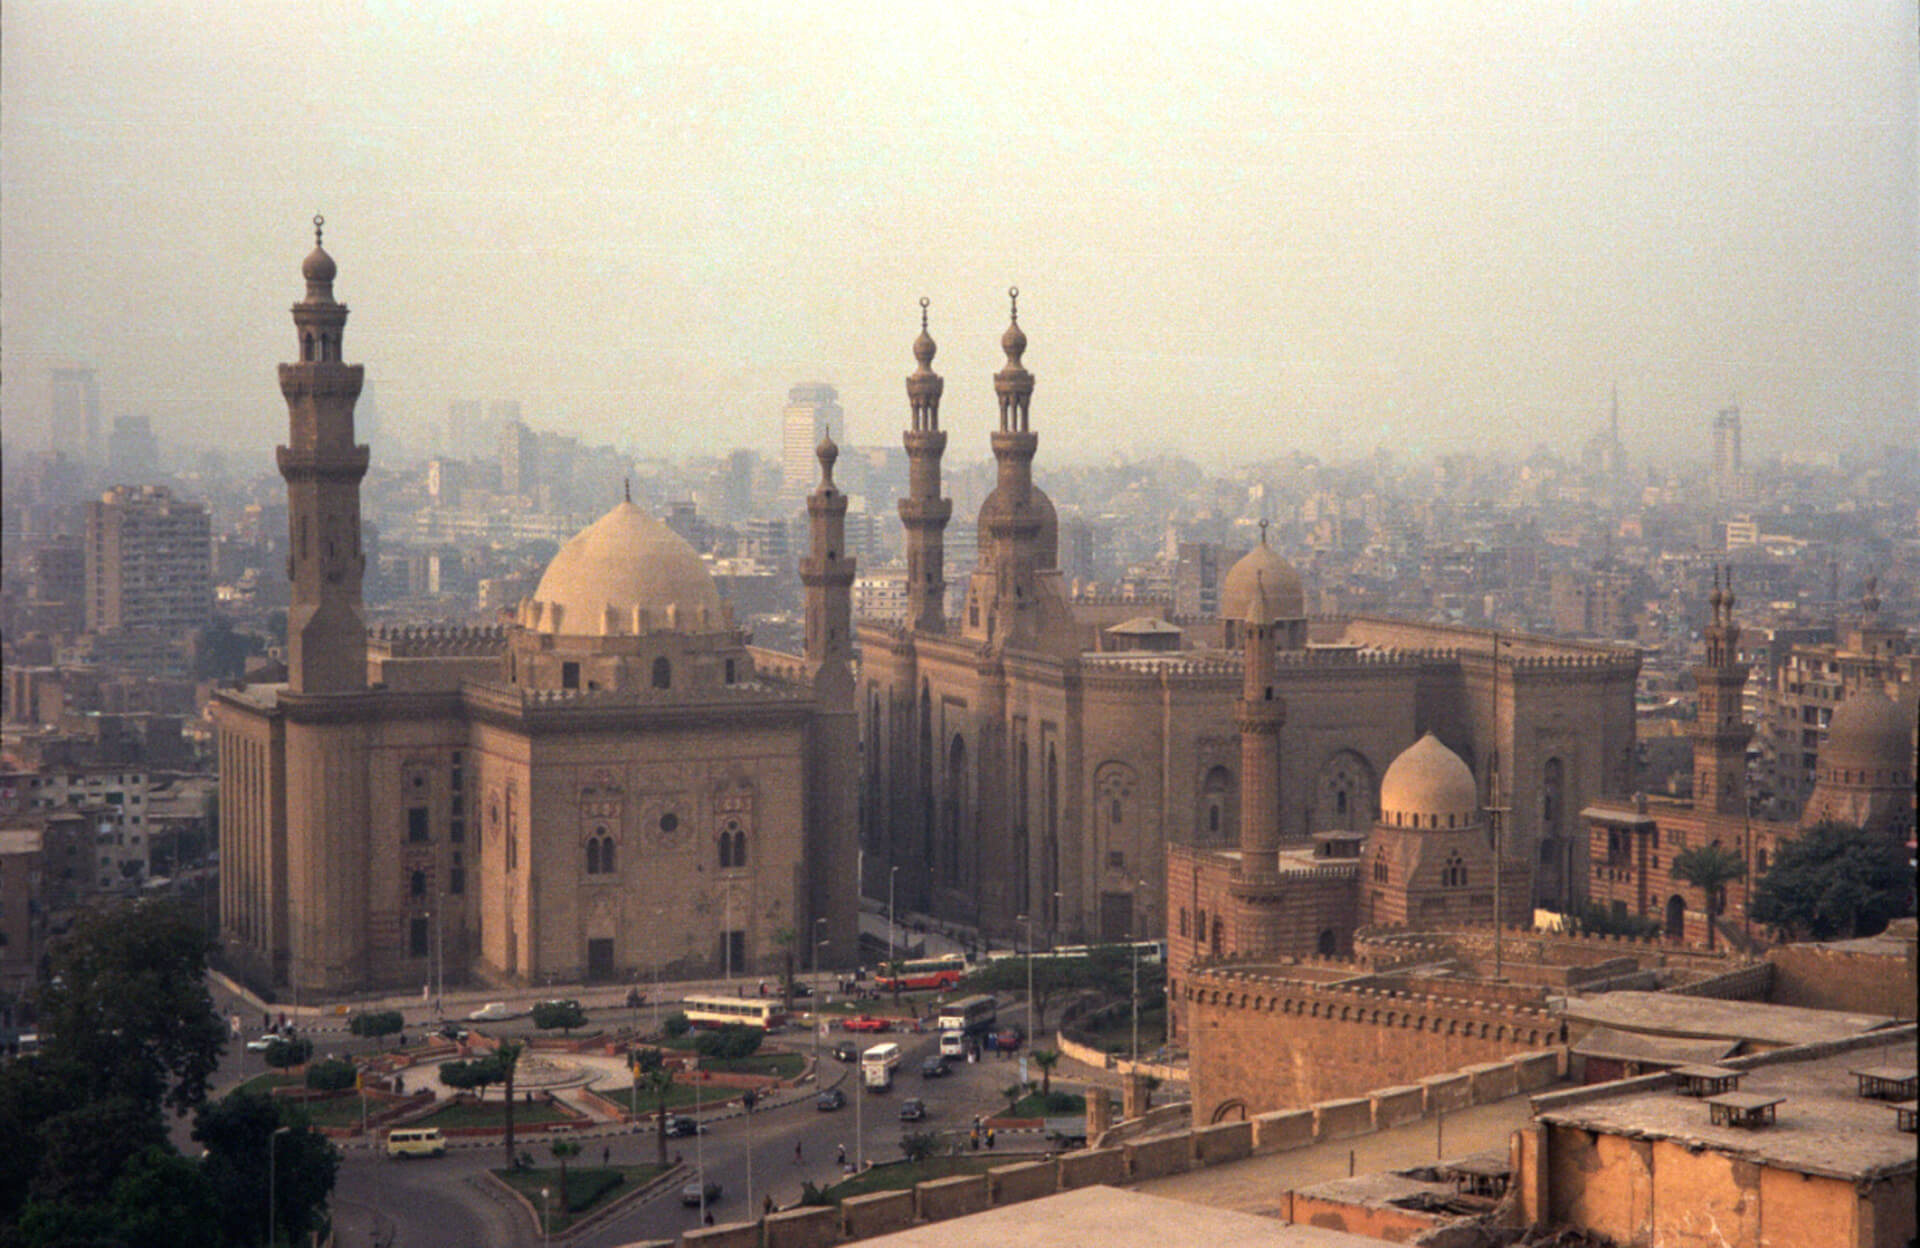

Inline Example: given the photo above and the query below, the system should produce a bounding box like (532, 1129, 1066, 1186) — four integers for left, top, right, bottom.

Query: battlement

(1186, 957, 1560, 1029)
(464, 676, 808, 718)
(367, 624, 509, 657)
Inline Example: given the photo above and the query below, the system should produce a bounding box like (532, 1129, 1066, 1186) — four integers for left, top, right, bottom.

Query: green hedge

(563, 1168, 625, 1212)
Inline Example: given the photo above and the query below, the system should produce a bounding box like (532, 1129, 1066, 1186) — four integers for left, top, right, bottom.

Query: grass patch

(1070, 1003, 1168, 1056)
(235, 1072, 300, 1097)
(494, 1164, 665, 1231)
(821, 1155, 1003, 1201)
(289, 1094, 380, 1129)
(697, 1051, 803, 1078)
(1007, 1091, 1084, 1118)
(413, 1098, 580, 1130)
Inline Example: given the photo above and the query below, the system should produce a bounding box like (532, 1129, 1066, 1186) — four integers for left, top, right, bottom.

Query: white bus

(936, 994, 998, 1037)
(861, 1041, 901, 1090)
(680, 995, 789, 1030)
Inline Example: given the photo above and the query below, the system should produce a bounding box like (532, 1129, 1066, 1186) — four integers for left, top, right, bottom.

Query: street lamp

(813, 918, 830, 1073)
(1015, 913, 1034, 1038)
(266, 1124, 291, 1247)
(540, 1186, 551, 1248)
(887, 866, 899, 977)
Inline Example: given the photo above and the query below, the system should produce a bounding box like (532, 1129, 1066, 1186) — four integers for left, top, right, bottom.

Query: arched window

(652, 657, 672, 689)
(1178, 907, 1190, 937)
(1442, 852, 1467, 888)
(718, 821, 746, 869)
(602, 837, 616, 874)
(724, 658, 736, 684)
(410, 869, 427, 898)
(1373, 850, 1389, 884)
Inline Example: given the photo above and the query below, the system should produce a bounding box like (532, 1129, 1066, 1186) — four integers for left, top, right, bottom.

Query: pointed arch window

(1441, 851, 1468, 888)
(1373, 850, 1389, 884)
(718, 820, 747, 870)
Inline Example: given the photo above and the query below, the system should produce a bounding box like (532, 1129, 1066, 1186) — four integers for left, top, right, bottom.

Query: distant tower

(1691, 568, 1752, 815)
(277, 216, 369, 694)
(781, 384, 842, 508)
(900, 299, 952, 632)
(50, 366, 102, 464)
(801, 433, 861, 955)
(1233, 559, 1285, 878)
(1711, 405, 1742, 500)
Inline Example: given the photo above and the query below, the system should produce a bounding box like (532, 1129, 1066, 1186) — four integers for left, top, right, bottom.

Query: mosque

(214, 225, 859, 996)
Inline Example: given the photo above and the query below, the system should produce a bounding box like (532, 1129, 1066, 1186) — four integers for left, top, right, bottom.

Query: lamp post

(432, 904, 444, 1019)
(814, 919, 830, 1073)
(888, 866, 899, 977)
(1015, 912, 1034, 1036)
(540, 1186, 551, 1248)
(266, 1124, 291, 1247)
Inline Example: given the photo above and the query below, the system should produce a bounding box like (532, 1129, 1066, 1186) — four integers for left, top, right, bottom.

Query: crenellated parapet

(1184, 960, 1561, 1037)
(368, 624, 509, 657)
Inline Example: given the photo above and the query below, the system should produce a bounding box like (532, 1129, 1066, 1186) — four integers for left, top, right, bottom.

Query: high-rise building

(107, 415, 159, 481)
(84, 485, 212, 635)
(1711, 404, 1743, 501)
(50, 367, 102, 464)
(780, 383, 841, 508)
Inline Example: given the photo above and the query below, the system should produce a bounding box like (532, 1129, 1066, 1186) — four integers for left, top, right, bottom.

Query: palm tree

(1671, 844, 1745, 951)
(1032, 1049, 1061, 1098)
(496, 1040, 524, 1169)
(549, 1137, 581, 1218)
(631, 1047, 675, 1168)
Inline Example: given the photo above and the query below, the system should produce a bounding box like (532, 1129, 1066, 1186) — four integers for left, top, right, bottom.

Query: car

(994, 1027, 1024, 1052)
(898, 1097, 927, 1122)
(661, 1114, 704, 1137)
(919, 1056, 949, 1078)
(436, 1023, 470, 1042)
(815, 1088, 846, 1111)
(831, 1040, 859, 1063)
(679, 1179, 722, 1207)
(843, 1015, 892, 1033)
(788, 982, 813, 998)
(244, 1036, 276, 1052)
(466, 1001, 514, 1022)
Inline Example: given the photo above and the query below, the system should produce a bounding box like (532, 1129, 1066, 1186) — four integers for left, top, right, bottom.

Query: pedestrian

(836, 1143, 846, 1166)
(794, 1141, 803, 1164)
(704, 1211, 714, 1226)
(987, 1128, 996, 1149)
(763, 1194, 774, 1216)
(602, 1145, 610, 1167)
(969, 1129, 979, 1151)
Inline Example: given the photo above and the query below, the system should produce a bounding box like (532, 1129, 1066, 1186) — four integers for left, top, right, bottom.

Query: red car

(843, 1015, 892, 1033)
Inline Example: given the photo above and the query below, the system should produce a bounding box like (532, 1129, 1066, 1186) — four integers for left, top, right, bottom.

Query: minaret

(802, 434, 856, 684)
(1692, 567, 1752, 815)
(979, 287, 1045, 645)
(1235, 558, 1285, 878)
(277, 215, 369, 694)
(899, 298, 952, 633)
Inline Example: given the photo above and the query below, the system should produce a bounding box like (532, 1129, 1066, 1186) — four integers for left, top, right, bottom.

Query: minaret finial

(624, 477, 631, 503)
(920, 296, 929, 332)
(1008, 285, 1019, 323)
(1259, 518, 1270, 546)
(314, 213, 324, 247)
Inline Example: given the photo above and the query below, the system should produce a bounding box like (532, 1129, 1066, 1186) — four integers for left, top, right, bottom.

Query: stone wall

(1767, 940, 1917, 1019)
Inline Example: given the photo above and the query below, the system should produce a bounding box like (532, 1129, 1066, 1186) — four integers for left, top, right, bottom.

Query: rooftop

(859, 1186, 1385, 1248)
(1561, 991, 1898, 1048)
(1538, 1039, 1919, 1182)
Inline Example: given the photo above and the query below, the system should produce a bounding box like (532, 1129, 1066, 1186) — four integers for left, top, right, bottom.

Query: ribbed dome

(529, 501, 723, 635)
(1822, 690, 1914, 768)
(1378, 734, 1480, 829)
(1221, 537, 1304, 622)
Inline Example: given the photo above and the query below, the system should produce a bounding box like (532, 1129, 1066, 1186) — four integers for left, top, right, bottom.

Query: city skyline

(2, 2, 1914, 467)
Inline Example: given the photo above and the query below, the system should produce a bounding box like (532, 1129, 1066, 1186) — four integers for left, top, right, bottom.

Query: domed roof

(302, 214, 336, 284)
(529, 501, 723, 635)
(1221, 533, 1304, 622)
(1822, 689, 1915, 768)
(1378, 733, 1480, 828)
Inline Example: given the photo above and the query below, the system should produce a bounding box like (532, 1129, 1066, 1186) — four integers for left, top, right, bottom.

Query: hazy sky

(3, 2, 1914, 469)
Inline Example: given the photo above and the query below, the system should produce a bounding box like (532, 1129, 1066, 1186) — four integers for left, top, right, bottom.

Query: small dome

(302, 244, 336, 284)
(1221, 536, 1304, 622)
(1000, 286, 1027, 366)
(913, 297, 937, 368)
(1821, 690, 1915, 769)
(529, 501, 723, 635)
(1378, 734, 1480, 828)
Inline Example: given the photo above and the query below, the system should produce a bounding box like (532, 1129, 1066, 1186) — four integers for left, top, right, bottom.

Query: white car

(244, 1036, 277, 1052)
(466, 1001, 515, 1022)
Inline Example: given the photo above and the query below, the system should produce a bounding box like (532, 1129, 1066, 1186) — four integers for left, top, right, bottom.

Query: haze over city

(3, 1, 1914, 465)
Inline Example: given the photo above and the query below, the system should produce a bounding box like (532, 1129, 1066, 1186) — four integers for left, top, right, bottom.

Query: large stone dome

(1378, 733, 1480, 830)
(1821, 689, 1914, 769)
(1221, 536, 1305, 623)
(527, 501, 723, 635)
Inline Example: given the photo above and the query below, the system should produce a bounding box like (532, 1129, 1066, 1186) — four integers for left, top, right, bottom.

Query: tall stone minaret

(1235, 558, 1285, 878)
(1692, 567, 1752, 815)
(277, 215, 369, 694)
(900, 298, 951, 633)
(802, 434, 861, 960)
(970, 287, 1046, 647)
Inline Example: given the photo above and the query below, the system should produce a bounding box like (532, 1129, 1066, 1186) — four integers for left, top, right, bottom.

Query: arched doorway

(1665, 894, 1686, 942)
(1316, 750, 1377, 832)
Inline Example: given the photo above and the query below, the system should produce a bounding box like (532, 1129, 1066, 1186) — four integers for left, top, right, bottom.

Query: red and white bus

(873, 953, 968, 992)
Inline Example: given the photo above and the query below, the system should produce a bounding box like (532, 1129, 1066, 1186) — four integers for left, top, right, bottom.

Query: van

(385, 1127, 447, 1159)
(939, 1030, 965, 1058)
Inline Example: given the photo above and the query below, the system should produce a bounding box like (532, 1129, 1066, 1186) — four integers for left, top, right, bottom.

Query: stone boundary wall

(641, 1048, 1565, 1248)
(1052, 1029, 1190, 1083)
(1660, 960, 1773, 1001)
(1766, 941, 1918, 1020)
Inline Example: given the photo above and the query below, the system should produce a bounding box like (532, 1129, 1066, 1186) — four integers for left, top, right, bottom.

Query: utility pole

(1487, 633, 1509, 982)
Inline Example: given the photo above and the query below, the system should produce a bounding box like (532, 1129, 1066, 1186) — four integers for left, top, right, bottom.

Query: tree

(348, 1009, 406, 1048)
(305, 1058, 357, 1093)
(1566, 901, 1664, 940)
(693, 1024, 763, 1061)
(193, 1090, 338, 1248)
(663, 1011, 691, 1038)
(531, 999, 589, 1033)
(899, 1131, 939, 1163)
(1670, 843, 1745, 951)
(549, 1137, 581, 1208)
(36, 898, 225, 1119)
(1751, 821, 1914, 941)
(772, 926, 797, 1008)
(262, 1033, 313, 1073)
(1001, 1083, 1026, 1115)
(497, 1041, 525, 1170)
(1032, 1049, 1061, 1098)
(964, 954, 1101, 1032)
(632, 1048, 674, 1169)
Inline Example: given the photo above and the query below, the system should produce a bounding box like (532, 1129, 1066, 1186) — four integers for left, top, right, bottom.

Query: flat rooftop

(1561, 991, 1898, 1048)
(858, 1185, 1385, 1247)
(1537, 1043, 1918, 1182)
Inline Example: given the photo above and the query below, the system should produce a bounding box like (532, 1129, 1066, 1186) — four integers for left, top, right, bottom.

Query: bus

(861, 1041, 902, 1090)
(1029, 940, 1165, 966)
(873, 953, 968, 991)
(935, 994, 998, 1037)
(680, 995, 789, 1030)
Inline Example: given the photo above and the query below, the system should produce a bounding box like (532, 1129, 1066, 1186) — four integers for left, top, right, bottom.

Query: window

(718, 823, 747, 870)
(1210, 917, 1224, 955)
(586, 832, 616, 875)
(1111, 800, 1123, 823)
(450, 865, 465, 895)
(562, 661, 580, 690)
(1178, 907, 1189, 937)
(1373, 851, 1389, 884)
(724, 659, 736, 685)
(1106, 850, 1126, 870)
(409, 917, 429, 958)
(652, 657, 672, 689)
(408, 807, 430, 843)
(410, 870, 428, 898)
(1441, 852, 1467, 889)
(1756, 848, 1768, 872)
(450, 819, 465, 844)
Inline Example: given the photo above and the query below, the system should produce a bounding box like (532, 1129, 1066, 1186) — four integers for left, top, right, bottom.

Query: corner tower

(1691, 568, 1752, 815)
(899, 298, 952, 633)
(277, 216, 369, 693)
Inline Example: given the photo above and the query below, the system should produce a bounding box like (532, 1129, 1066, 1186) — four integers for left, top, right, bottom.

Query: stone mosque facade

(857, 296, 1641, 950)
(214, 227, 860, 996)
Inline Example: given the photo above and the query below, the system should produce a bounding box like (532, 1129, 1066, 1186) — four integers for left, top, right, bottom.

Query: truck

(861, 1041, 901, 1091)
